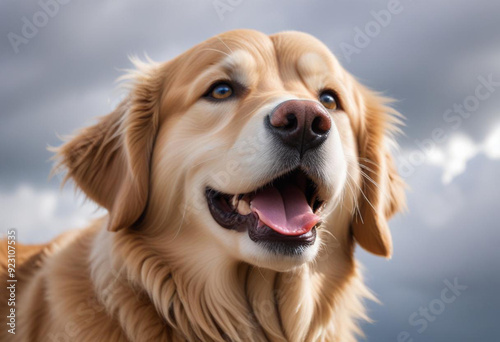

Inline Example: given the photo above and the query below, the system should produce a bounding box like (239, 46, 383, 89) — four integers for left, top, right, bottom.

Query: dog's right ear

(52, 60, 165, 232)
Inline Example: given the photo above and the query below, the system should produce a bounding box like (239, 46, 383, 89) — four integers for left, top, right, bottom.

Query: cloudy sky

(1, 0, 499, 340)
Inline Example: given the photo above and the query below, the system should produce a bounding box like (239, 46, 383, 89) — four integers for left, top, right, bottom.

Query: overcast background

(1, 1, 499, 341)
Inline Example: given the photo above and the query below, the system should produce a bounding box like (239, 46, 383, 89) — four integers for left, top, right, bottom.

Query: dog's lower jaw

(237, 229, 321, 272)
(86, 220, 372, 342)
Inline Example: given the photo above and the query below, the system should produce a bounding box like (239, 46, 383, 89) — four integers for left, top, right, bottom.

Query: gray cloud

(359, 155, 500, 341)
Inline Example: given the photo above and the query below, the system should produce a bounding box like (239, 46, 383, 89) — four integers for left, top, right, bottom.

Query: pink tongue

(250, 184, 320, 236)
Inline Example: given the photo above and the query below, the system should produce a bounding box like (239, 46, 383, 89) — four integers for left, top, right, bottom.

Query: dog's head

(55, 30, 405, 271)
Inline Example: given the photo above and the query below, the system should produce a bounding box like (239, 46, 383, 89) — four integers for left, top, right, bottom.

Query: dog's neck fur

(90, 217, 371, 342)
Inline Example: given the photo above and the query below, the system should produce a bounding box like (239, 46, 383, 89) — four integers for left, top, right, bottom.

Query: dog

(0, 29, 405, 341)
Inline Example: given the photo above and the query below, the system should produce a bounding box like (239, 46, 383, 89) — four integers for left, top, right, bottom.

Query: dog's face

(57, 30, 405, 272)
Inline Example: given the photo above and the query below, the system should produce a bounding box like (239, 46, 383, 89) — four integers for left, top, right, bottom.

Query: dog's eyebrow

(219, 50, 256, 84)
(297, 52, 347, 94)
(192, 50, 256, 93)
(297, 53, 331, 84)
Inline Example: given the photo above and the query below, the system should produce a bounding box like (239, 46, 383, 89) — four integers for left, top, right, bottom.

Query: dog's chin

(238, 231, 321, 271)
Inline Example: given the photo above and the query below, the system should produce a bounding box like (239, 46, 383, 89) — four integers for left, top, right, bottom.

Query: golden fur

(0, 30, 405, 341)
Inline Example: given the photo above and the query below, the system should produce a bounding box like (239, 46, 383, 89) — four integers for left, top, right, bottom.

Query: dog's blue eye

(319, 91, 338, 110)
(211, 83, 233, 99)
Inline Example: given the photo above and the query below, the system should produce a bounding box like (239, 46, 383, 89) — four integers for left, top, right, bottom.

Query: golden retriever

(0, 29, 405, 341)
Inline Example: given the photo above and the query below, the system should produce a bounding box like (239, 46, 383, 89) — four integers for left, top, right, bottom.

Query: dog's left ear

(53, 60, 164, 232)
(351, 88, 406, 258)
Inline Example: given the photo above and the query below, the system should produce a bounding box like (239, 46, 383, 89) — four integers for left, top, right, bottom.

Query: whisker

(345, 170, 360, 218)
(216, 36, 234, 54)
(358, 163, 376, 174)
(358, 170, 381, 191)
(345, 168, 378, 223)
(199, 48, 231, 58)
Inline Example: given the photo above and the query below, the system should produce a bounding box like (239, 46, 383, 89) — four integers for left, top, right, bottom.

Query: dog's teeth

(237, 199, 251, 215)
(231, 195, 239, 209)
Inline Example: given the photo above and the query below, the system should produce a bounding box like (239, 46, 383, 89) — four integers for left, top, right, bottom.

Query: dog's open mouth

(206, 169, 325, 252)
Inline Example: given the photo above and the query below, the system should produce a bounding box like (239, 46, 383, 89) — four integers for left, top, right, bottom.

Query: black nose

(266, 100, 331, 155)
